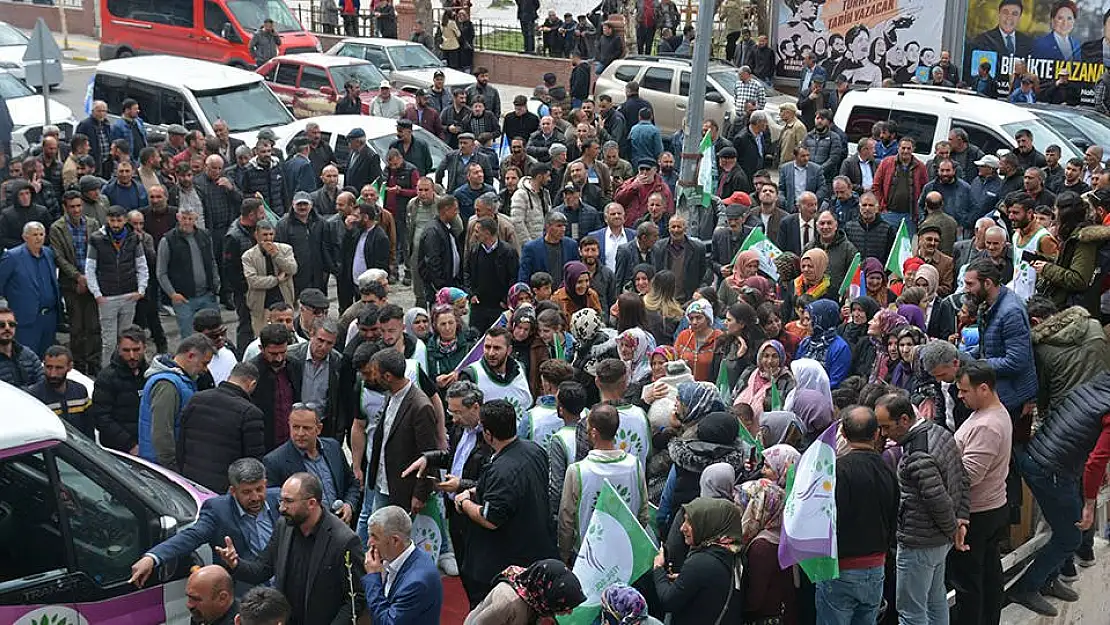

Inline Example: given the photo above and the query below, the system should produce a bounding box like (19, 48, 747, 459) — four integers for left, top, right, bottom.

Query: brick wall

(1, 1, 97, 38)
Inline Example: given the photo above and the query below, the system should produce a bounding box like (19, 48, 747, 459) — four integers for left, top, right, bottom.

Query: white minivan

(91, 56, 294, 144)
(832, 86, 1083, 162)
(0, 382, 211, 625)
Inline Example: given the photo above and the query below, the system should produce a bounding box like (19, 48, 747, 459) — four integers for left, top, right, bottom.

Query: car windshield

(0, 23, 28, 46)
(1001, 120, 1081, 160)
(331, 63, 387, 90)
(0, 72, 33, 98)
(387, 44, 442, 70)
(1060, 111, 1110, 148)
(193, 82, 294, 133)
(226, 0, 303, 33)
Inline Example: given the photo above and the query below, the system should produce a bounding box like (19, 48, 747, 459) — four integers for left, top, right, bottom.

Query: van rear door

(103, 0, 198, 58)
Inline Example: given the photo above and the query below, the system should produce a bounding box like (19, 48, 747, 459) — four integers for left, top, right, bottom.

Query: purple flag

(453, 314, 507, 372)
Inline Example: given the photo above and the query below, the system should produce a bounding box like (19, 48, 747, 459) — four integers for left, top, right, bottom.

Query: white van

(91, 56, 294, 144)
(832, 86, 1083, 162)
(0, 381, 211, 624)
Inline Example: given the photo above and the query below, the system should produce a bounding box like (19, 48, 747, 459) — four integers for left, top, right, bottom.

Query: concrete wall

(1, 0, 98, 38)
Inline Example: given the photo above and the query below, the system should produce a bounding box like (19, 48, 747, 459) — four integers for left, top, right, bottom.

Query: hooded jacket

(1038, 224, 1110, 312)
(1031, 306, 1110, 413)
(89, 352, 147, 451)
(242, 156, 287, 215)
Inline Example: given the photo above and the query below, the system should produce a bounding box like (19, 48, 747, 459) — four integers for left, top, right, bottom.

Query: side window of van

(301, 67, 331, 91)
(844, 106, 889, 143)
(889, 111, 938, 151)
(205, 1, 233, 37)
(612, 65, 639, 83)
(640, 67, 673, 94)
(163, 92, 201, 131)
(93, 74, 130, 115)
(954, 121, 1012, 157)
(274, 64, 301, 87)
(107, 0, 194, 28)
(0, 452, 67, 583)
(128, 81, 165, 126)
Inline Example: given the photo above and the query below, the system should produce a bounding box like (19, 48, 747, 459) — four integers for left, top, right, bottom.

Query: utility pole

(675, 0, 716, 214)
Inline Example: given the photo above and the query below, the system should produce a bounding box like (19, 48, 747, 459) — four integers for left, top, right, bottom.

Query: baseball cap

(293, 191, 312, 205)
(379, 80, 391, 89)
(722, 191, 752, 207)
(974, 154, 1000, 169)
(433, 69, 445, 78)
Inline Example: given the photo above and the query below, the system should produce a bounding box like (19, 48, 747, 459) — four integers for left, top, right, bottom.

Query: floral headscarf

(802, 299, 841, 367)
(507, 282, 533, 310)
(683, 497, 745, 553)
(497, 559, 586, 617)
(435, 287, 468, 307)
(733, 478, 786, 546)
(677, 381, 726, 424)
(795, 248, 831, 297)
(403, 307, 429, 340)
(734, 340, 787, 418)
(869, 308, 909, 383)
(600, 583, 649, 625)
(761, 444, 800, 489)
(651, 345, 678, 363)
(618, 328, 655, 383)
(783, 358, 833, 414)
(685, 298, 714, 322)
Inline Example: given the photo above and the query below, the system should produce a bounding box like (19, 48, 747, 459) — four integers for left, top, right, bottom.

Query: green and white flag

(738, 228, 782, 281)
(557, 480, 657, 625)
(697, 131, 714, 207)
(411, 493, 448, 559)
(885, 220, 913, 279)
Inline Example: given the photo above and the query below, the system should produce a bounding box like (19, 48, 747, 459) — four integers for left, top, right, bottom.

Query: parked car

(257, 53, 414, 118)
(0, 21, 62, 87)
(98, 0, 320, 68)
(326, 37, 476, 93)
(1021, 103, 1110, 154)
(593, 55, 789, 137)
(0, 381, 211, 625)
(832, 85, 1083, 162)
(92, 56, 293, 143)
(271, 115, 450, 183)
(0, 70, 76, 156)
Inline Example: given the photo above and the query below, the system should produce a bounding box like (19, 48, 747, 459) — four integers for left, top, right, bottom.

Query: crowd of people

(3, 34, 1110, 625)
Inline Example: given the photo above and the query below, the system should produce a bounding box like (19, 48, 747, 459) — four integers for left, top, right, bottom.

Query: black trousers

(343, 14, 359, 36)
(948, 505, 1008, 625)
(63, 289, 102, 374)
(133, 287, 167, 351)
(337, 276, 355, 313)
(233, 291, 253, 359)
(636, 25, 655, 55)
(725, 31, 742, 64)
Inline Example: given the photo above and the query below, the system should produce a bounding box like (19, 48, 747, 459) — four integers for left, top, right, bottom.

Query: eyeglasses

(292, 402, 321, 412)
(0, 321, 17, 328)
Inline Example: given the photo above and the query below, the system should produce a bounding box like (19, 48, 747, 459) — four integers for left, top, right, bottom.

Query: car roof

(97, 56, 264, 91)
(0, 381, 66, 454)
(271, 53, 370, 67)
(278, 114, 408, 139)
(621, 55, 736, 71)
(334, 37, 417, 48)
(841, 86, 1040, 125)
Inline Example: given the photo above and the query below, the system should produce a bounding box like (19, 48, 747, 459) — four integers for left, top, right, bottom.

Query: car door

(202, 0, 248, 65)
(269, 62, 302, 112)
(104, 0, 198, 59)
(639, 66, 676, 133)
(679, 72, 728, 138)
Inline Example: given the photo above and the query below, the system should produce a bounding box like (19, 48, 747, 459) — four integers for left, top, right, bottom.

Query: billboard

(774, 0, 945, 85)
(963, 0, 1108, 104)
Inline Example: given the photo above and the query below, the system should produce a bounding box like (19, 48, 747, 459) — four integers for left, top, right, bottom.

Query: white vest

(467, 361, 533, 423)
(527, 403, 564, 449)
(550, 425, 578, 467)
(613, 403, 652, 470)
(1010, 227, 1051, 301)
(573, 452, 644, 543)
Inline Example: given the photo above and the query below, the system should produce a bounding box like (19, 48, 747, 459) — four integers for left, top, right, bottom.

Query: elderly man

(710, 192, 752, 281)
(276, 192, 327, 296)
(954, 216, 997, 275)
(778, 190, 820, 256)
(822, 175, 860, 224)
(369, 81, 406, 119)
(184, 566, 237, 625)
(157, 205, 221, 338)
(362, 506, 443, 624)
(0, 220, 60, 356)
(466, 191, 517, 255)
(526, 116, 561, 162)
(243, 220, 298, 335)
(310, 164, 340, 216)
(613, 158, 673, 225)
(840, 137, 877, 196)
(651, 214, 706, 302)
(806, 209, 859, 292)
(969, 155, 1002, 231)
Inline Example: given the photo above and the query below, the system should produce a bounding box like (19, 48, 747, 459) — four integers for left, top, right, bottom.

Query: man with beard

(803, 109, 846, 183)
(50, 190, 101, 374)
(242, 141, 287, 216)
(27, 345, 92, 436)
(435, 132, 493, 193)
(304, 122, 335, 178)
(635, 190, 670, 235)
(744, 181, 788, 240)
(947, 129, 985, 183)
(466, 68, 502, 118)
(250, 324, 304, 452)
(1022, 167, 1056, 210)
(465, 191, 517, 257)
(87, 205, 147, 367)
(276, 192, 327, 296)
(1008, 193, 1058, 299)
(181, 566, 237, 625)
(1012, 128, 1047, 171)
(1060, 157, 1090, 195)
(465, 217, 520, 332)
(919, 191, 960, 257)
(90, 326, 146, 452)
(1, 179, 53, 249)
(578, 235, 617, 319)
(243, 220, 297, 337)
(218, 472, 366, 625)
(915, 224, 955, 297)
(138, 333, 214, 467)
(651, 214, 707, 302)
(76, 100, 112, 177)
(310, 165, 340, 216)
(954, 217, 996, 276)
(129, 458, 281, 595)
(564, 160, 604, 211)
(996, 154, 1025, 204)
(614, 221, 658, 289)
(527, 116, 561, 162)
(711, 193, 753, 281)
(805, 209, 859, 293)
(658, 151, 679, 197)
(157, 205, 221, 337)
(920, 159, 972, 238)
(983, 226, 1014, 283)
(101, 159, 148, 212)
(389, 119, 432, 176)
(195, 155, 242, 292)
(226, 199, 267, 352)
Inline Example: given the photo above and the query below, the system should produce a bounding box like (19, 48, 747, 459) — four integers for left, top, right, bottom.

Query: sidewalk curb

(68, 55, 97, 62)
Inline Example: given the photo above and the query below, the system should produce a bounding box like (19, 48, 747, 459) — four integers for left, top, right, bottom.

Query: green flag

(557, 480, 657, 625)
(716, 363, 732, 405)
(255, 194, 281, 224)
(769, 380, 783, 411)
(838, 253, 862, 298)
(885, 220, 913, 279)
(697, 131, 714, 208)
(737, 228, 783, 281)
(738, 420, 764, 454)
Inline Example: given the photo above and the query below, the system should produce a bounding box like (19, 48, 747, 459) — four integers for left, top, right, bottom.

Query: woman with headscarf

(710, 301, 766, 399)
(552, 260, 602, 319)
(570, 308, 618, 405)
(597, 583, 664, 625)
(496, 282, 535, 327)
(790, 388, 835, 445)
(404, 307, 431, 342)
(890, 256, 925, 298)
(913, 263, 956, 339)
(718, 249, 763, 308)
(665, 462, 737, 571)
(756, 300, 800, 361)
(654, 498, 744, 625)
(861, 257, 897, 307)
(734, 478, 796, 625)
(674, 299, 724, 382)
(837, 295, 880, 356)
(891, 325, 945, 423)
(760, 410, 806, 449)
(858, 307, 908, 381)
(437, 286, 478, 342)
(733, 340, 795, 419)
(509, 306, 540, 392)
(618, 328, 656, 390)
(795, 248, 832, 299)
(890, 325, 925, 390)
(896, 302, 926, 332)
(465, 559, 586, 624)
(761, 444, 801, 488)
(427, 304, 476, 391)
(614, 291, 668, 347)
(626, 263, 656, 296)
(795, 299, 852, 387)
(783, 357, 834, 413)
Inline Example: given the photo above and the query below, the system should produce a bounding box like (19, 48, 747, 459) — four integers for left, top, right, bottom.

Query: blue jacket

(919, 178, 974, 231)
(796, 335, 852, 388)
(628, 121, 664, 165)
(968, 175, 1002, 228)
(109, 116, 147, 161)
(518, 236, 579, 283)
(283, 154, 316, 200)
(263, 438, 362, 510)
(102, 178, 149, 212)
(361, 547, 443, 625)
(0, 244, 60, 325)
(974, 286, 1038, 407)
(588, 226, 636, 265)
(138, 355, 198, 463)
(1009, 87, 1036, 104)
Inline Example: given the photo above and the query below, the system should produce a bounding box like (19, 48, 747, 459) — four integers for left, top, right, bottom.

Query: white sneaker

(438, 553, 459, 576)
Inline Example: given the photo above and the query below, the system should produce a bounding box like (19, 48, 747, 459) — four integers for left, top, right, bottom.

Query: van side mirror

(1073, 138, 1091, 151)
(320, 86, 336, 97)
(222, 23, 241, 43)
(379, 63, 391, 71)
(706, 92, 726, 104)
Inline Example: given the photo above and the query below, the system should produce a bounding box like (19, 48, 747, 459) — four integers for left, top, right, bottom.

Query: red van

(98, 0, 321, 68)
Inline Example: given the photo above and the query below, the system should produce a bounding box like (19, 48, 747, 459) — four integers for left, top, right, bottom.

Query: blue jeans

(172, 292, 218, 338)
(881, 211, 915, 236)
(896, 543, 950, 625)
(1015, 451, 1082, 593)
(356, 487, 393, 543)
(816, 565, 885, 625)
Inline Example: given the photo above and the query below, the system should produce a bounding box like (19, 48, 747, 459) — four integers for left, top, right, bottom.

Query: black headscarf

(497, 559, 586, 617)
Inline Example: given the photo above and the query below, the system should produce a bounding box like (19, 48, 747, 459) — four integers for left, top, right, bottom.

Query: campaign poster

(964, 0, 1109, 104)
(774, 0, 945, 85)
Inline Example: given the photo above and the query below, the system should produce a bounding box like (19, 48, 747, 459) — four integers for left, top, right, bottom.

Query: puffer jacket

(0, 341, 44, 388)
(1038, 225, 1110, 311)
(896, 419, 970, 548)
(509, 176, 551, 243)
(88, 353, 147, 451)
(802, 127, 845, 180)
(242, 157, 286, 215)
(177, 381, 266, 492)
(1027, 370, 1110, 478)
(975, 285, 1037, 409)
(1031, 306, 1110, 414)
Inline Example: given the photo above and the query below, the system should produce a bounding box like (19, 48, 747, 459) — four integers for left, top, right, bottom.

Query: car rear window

(641, 67, 673, 93)
(890, 110, 938, 151)
(844, 106, 889, 143)
(613, 65, 639, 83)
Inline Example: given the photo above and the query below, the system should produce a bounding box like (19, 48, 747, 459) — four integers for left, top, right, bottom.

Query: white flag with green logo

(557, 480, 657, 625)
(885, 220, 913, 279)
(737, 227, 782, 281)
(698, 131, 714, 207)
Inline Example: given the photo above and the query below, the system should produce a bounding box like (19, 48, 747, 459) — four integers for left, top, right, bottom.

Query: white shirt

(858, 156, 874, 191)
(799, 218, 815, 248)
(208, 346, 237, 385)
(375, 380, 413, 496)
(384, 541, 417, 596)
(603, 227, 628, 272)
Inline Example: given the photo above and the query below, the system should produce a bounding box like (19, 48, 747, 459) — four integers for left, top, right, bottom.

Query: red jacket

(612, 174, 673, 224)
(1083, 412, 1110, 500)
(872, 155, 928, 222)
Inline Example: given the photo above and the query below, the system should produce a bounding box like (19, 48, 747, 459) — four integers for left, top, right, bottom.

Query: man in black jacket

(157, 206, 221, 339)
(335, 80, 364, 116)
(418, 195, 464, 308)
(340, 203, 390, 300)
(76, 100, 112, 178)
(287, 318, 347, 442)
(276, 192, 328, 297)
(242, 141, 286, 216)
(225, 199, 267, 355)
(843, 192, 894, 262)
(465, 216, 520, 332)
(614, 221, 658, 289)
(91, 325, 147, 453)
(569, 52, 591, 106)
(344, 128, 382, 194)
(732, 111, 771, 183)
(177, 361, 265, 493)
(250, 324, 305, 452)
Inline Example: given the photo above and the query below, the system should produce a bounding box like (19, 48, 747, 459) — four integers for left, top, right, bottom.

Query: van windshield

(227, 0, 303, 33)
(193, 82, 294, 133)
(1001, 120, 1080, 161)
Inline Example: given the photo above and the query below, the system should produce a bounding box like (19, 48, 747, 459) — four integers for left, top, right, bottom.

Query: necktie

(1005, 34, 1015, 55)
(803, 223, 811, 247)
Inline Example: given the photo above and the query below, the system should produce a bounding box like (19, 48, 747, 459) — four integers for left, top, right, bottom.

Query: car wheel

(116, 48, 134, 58)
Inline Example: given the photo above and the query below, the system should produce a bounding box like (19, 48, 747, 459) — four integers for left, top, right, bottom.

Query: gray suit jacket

(778, 161, 828, 209)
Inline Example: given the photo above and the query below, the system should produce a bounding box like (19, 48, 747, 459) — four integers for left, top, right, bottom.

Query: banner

(774, 0, 943, 85)
(779, 423, 839, 582)
(737, 228, 783, 281)
(963, 0, 1108, 105)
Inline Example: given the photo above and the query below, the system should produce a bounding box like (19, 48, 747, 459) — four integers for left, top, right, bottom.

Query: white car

(0, 21, 62, 87)
(326, 37, 476, 93)
(0, 70, 75, 155)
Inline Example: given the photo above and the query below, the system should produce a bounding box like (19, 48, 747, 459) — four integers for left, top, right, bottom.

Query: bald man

(954, 216, 997, 273)
(187, 565, 237, 625)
